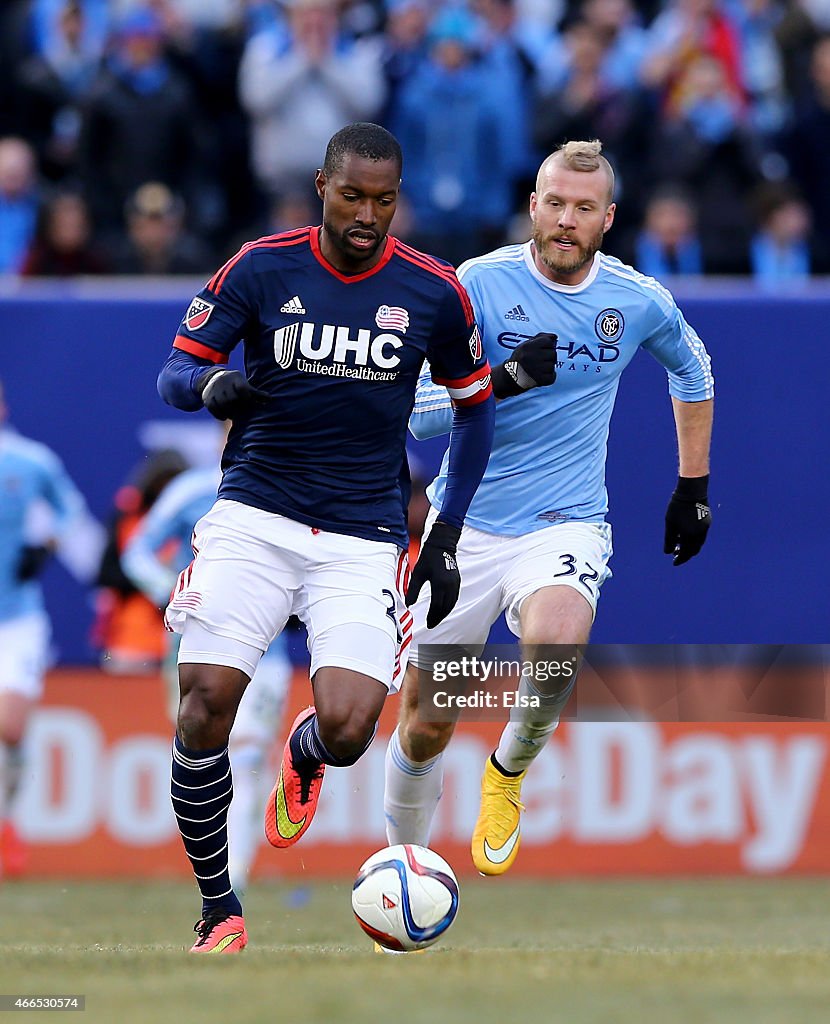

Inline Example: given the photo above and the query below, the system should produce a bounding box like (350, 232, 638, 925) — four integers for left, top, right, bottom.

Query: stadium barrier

(13, 668, 830, 878)
(1, 281, 828, 659)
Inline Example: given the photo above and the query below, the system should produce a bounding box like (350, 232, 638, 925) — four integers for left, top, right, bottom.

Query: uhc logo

(274, 322, 402, 381)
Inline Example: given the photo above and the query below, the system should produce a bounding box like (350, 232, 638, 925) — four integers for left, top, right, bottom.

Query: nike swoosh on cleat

(274, 768, 306, 841)
(483, 824, 520, 864)
(208, 932, 245, 954)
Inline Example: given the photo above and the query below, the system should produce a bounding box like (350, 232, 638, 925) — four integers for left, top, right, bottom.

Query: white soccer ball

(352, 844, 460, 952)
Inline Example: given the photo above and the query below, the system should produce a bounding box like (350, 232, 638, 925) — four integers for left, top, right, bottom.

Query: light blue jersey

(122, 466, 289, 661)
(122, 466, 221, 608)
(0, 427, 87, 622)
(412, 244, 714, 536)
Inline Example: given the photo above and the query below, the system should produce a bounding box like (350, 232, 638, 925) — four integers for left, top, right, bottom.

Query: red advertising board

(13, 669, 830, 878)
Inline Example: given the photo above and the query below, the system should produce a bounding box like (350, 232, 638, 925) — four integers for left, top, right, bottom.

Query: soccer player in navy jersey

(384, 139, 714, 877)
(157, 123, 494, 953)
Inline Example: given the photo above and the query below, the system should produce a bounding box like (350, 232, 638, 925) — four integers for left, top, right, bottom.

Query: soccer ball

(352, 844, 460, 952)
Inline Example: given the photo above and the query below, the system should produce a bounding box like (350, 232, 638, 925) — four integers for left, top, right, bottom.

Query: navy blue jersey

(171, 227, 491, 547)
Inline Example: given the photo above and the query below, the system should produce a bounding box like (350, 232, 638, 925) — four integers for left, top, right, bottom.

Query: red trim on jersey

(173, 335, 229, 364)
(431, 363, 492, 389)
(208, 227, 312, 295)
(452, 379, 493, 407)
(394, 241, 475, 326)
(309, 227, 395, 282)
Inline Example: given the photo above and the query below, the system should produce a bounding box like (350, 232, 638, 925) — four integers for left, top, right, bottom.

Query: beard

(532, 221, 606, 277)
(322, 218, 384, 265)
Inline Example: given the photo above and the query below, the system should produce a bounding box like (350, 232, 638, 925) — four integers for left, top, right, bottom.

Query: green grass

(1, 879, 829, 1023)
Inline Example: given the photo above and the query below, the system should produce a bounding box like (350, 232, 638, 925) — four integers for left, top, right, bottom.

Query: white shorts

(410, 507, 612, 666)
(166, 500, 411, 691)
(0, 611, 51, 700)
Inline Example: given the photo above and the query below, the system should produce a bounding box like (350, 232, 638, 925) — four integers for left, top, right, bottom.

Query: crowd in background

(1, 0, 829, 282)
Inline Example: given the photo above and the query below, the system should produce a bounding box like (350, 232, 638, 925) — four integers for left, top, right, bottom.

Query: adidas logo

(504, 304, 529, 321)
(280, 295, 306, 315)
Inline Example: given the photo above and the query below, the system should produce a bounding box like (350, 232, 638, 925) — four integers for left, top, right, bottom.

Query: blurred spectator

(266, 188, 317, 234)
(749, 180, 828, 284)
(579, 0, 649, 90)
(15, 1, 103, 183)
(110, 182, 214, 275)
(649, 53, 761, 273)
(238, 0, 385, 203)
(784, 33, 830, 247)
(472, 0, 547, 203)
(0, 2, 32, 137)
(0, 137, 40, 275)
(93, 448, 188, 674)
(773, 0, 821, 104)
(20, 188, 109, 276)
(78, 6, 203, 237)
(27, 0, 110, 61)
(641, 0, 745, 117)
(630, 183, 705, 276)
(726, 0, 789, 140)
(393, 5, 513, 264)
(532, 19, 651, 240)
(379, 0, 432, 126)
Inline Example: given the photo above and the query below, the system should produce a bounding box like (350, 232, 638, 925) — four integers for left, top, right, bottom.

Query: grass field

(1, 878, 829, 1023)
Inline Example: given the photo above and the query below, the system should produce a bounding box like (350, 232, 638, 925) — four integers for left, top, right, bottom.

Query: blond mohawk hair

(537, 139, 615, 202)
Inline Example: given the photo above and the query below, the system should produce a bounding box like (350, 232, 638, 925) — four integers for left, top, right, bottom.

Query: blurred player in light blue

(122, 424, 291, 894)
(384, 140, 715, 875)
(0, 378, 93, 877)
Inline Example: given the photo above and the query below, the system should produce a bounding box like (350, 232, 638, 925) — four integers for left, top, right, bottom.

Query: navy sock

(171, 735, 242, 918)
(290, 712, 377, 770)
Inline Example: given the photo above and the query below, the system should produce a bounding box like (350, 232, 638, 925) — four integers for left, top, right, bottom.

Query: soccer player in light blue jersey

(0, 379, 91, 876)
(384, 139, 714, 876)
(121, 426, 291, 895)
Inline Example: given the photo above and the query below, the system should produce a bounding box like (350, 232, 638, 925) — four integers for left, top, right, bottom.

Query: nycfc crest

(594, 308, 624, 343)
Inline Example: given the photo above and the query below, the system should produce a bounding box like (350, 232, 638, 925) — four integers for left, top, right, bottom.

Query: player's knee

(317, 709, 377, 766)
(399, 716, 453, 763)
(177, 686, 234, 748)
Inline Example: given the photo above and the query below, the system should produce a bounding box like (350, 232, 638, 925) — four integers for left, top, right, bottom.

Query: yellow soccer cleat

(471, 757, 527, 876)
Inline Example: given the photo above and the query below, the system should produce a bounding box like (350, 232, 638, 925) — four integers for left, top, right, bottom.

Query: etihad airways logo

(274, 322, 402, 381)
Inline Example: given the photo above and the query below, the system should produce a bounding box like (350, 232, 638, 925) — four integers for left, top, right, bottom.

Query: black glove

(16, 544, 52, 582)
(406, 521, 462, 629)
(664, 475, 712, 566)
(491, 332, 558, 399)
(197, 369, 270, 420)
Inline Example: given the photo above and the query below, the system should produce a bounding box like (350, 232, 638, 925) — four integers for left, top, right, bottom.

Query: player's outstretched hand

(406, 521, 462, 629)
(491, 332, 558, 399)
(664, 475, 712, 566)
(197, 369, 270, 420)
(16, 544, 53, 581)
